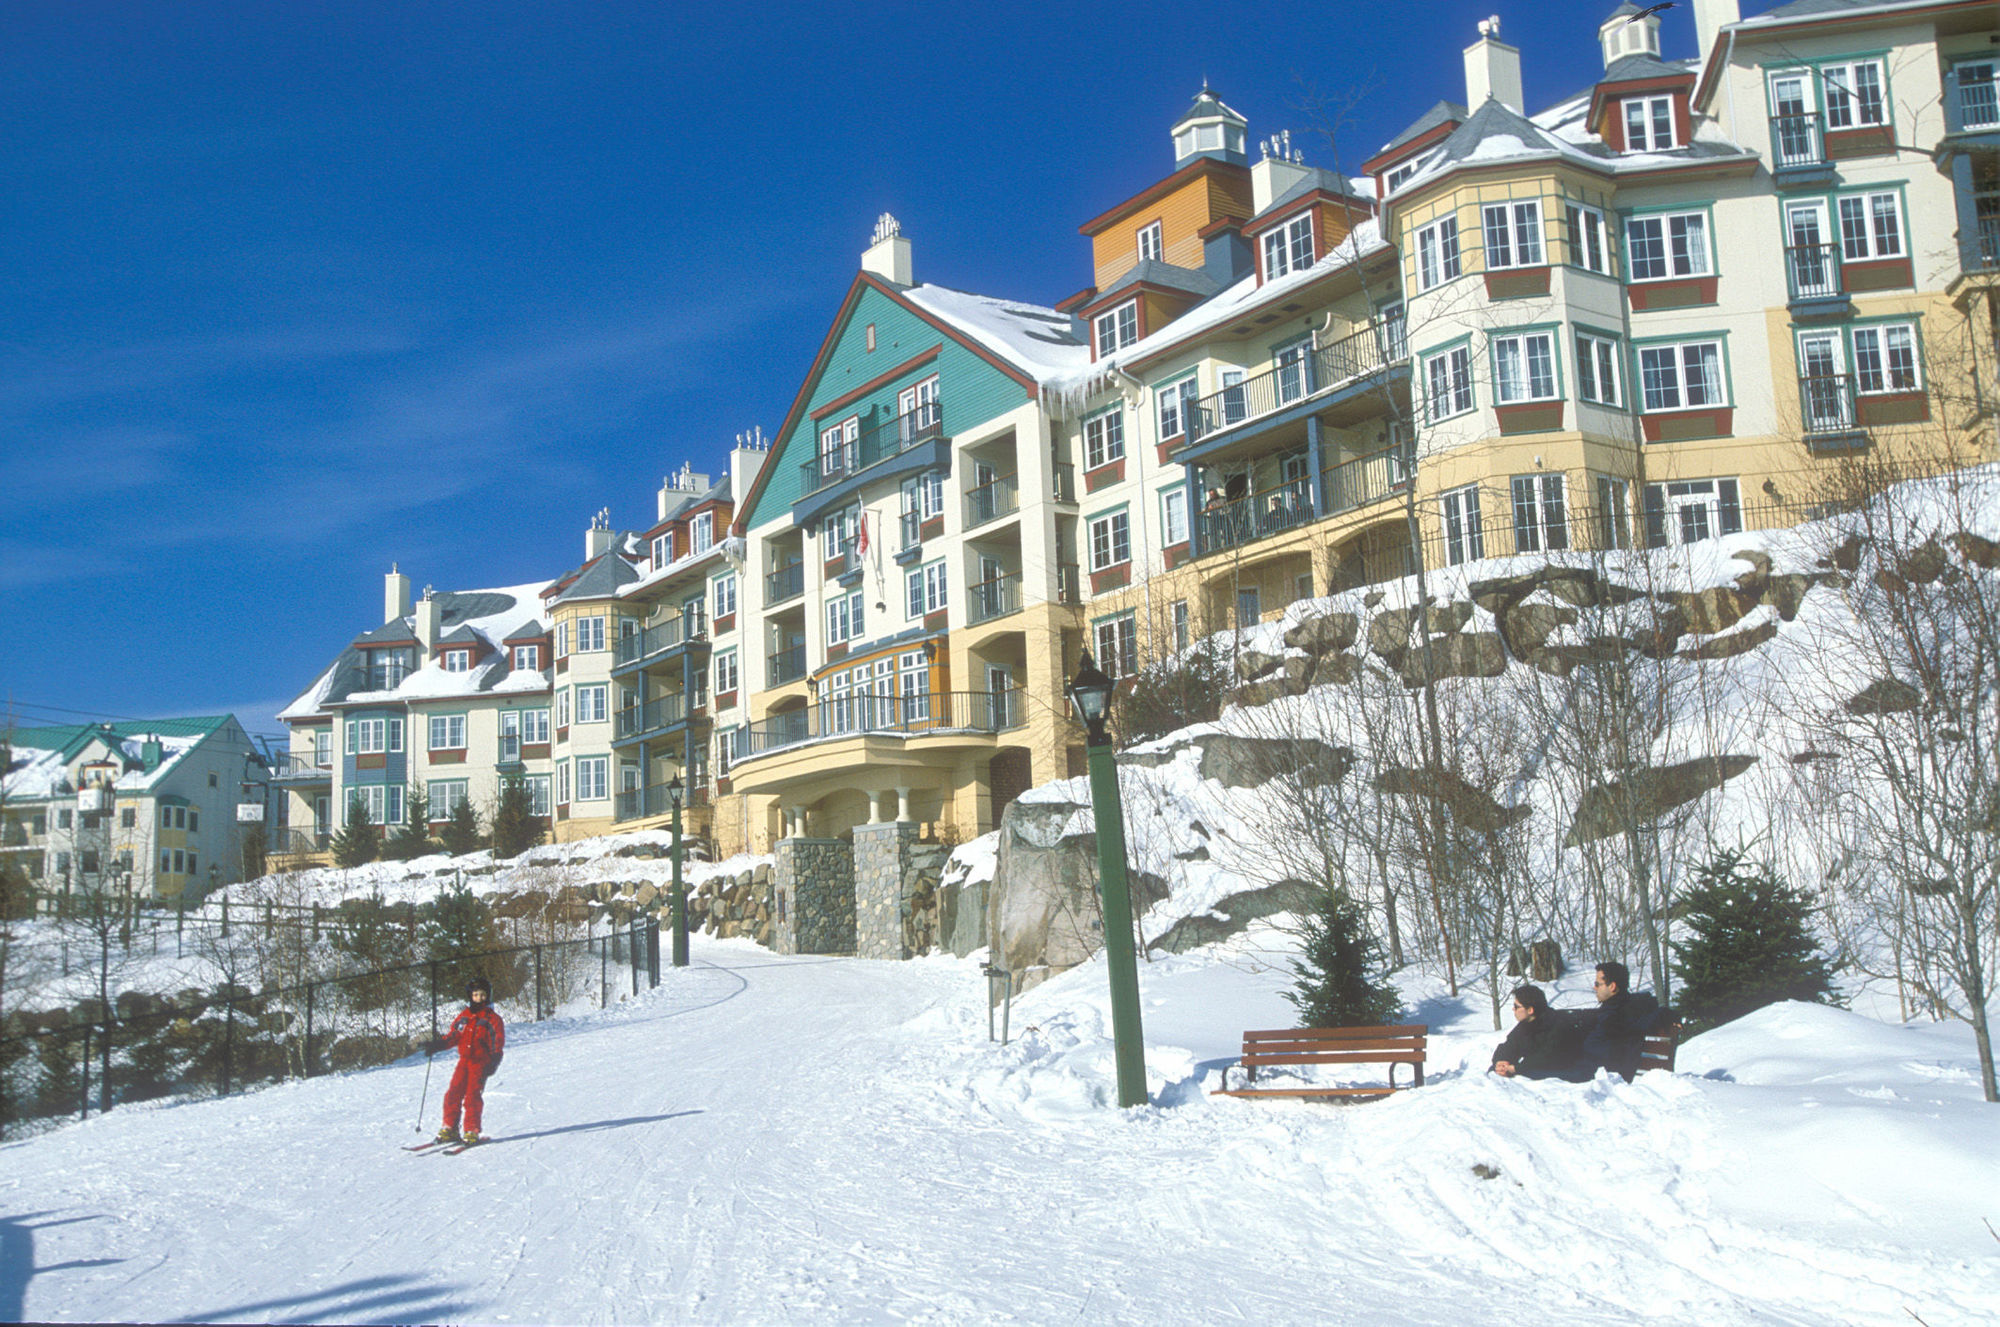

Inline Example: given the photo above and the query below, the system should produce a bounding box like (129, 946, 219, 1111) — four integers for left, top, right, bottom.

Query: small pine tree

(439, 799, 483, 857)
(384, 785, 432, 861)
(420, 881, 511, 998)
(331, 796, 380, 869)
(239, 823, 267, 882)
(1671, 847, 1841, 1034)
(1286, 886, 1405, 1028)
(1116, 646, 1230, 746)
(489, 778, 543, 860)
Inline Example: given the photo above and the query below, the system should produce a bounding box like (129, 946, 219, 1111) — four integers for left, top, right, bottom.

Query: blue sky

(0, 0, 1695, 749)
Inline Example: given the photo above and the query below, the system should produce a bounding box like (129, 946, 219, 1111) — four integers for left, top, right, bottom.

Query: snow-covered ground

(5, 927, 1995, 1325)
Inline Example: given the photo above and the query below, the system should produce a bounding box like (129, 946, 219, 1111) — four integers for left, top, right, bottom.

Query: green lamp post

(669, 773, 688, 967)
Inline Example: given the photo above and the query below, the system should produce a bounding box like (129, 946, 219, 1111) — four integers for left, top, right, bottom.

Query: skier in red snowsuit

(426, 975, 505, 1144)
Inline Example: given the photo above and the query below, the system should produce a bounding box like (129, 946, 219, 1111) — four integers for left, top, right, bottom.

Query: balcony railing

(801, 402, 945, 496)
(268, 828, 332, 856)
(1786, 242, 1844, 301)
(1193, 445, 1407, 560)
(269, 752, 334, 781)
(1185, 319, 1408, 447)
(615, 693, 689, 742)
(966, 473, 1019, 529)
(1057, 562, 1081, 605)
(1800, 373, 1860, 436)
(1977, 212, 2000, 272)
(1052, 463, 1076, 504)
(613, 607, 708, 670)
(742, 690, 1026, 759)
(766, 644, 807, 687)
(614, 781, 711, 823)
(764, 562, 805, 608)
(1769, 111, 1825, 168)
(966, 574, 1022, 626)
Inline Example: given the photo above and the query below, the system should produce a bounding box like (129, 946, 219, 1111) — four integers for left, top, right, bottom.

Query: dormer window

(1136, 220, 1163, 264)
(1624, 96, 1677, 151)
(1385, 160, 1420, 193)
(691, 512, 714, 554)
(512, 644, 540, 671)
(442, 649, 471, 673)
(1261, 214, 1314, 280)
(651, 532, 673, 567)
(1094, 301, 1139, 356)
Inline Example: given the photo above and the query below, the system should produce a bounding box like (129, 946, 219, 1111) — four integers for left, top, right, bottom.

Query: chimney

(414, 589, 439, 653)
(1692, 0, 1740, 60)
(140, 739, 163, 771)
(1251, 131, 1312, 213)
(1464, 17, 1524, 114)
(861, 213, 913, 286)
(384, 564, 411, 624)
(586, 508, 615, 561)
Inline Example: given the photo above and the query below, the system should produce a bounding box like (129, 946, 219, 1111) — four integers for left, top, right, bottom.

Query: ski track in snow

(5, 940, 1997, 1326)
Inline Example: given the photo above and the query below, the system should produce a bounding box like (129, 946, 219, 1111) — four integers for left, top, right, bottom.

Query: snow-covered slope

(5, 930, 1995, 1325)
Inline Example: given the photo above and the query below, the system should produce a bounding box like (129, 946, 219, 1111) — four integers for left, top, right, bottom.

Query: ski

(442, 1138, 491, 1154)
(402, 1140, 451, 1153)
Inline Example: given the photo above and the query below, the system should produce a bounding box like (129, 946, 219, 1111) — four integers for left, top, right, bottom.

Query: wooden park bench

(1638, 1024, 1681, 1074)
(1212, 1024, 1427, 1101)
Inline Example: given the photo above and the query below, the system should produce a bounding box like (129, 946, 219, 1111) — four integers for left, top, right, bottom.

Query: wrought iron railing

(268, 753, 333, 781)
(966, 574, 1022, 626)
(614, 782, 711, 822)
(1976, 213, 2000, 272)
(1800, 373, 1859, 434)
(1769, 111, 1825, 168)
(764, 562, 804, 607)
(613, 608, 708, 669)
(1052, 463, 1076, 504)
(766, 644, 807, 687)
(1786, 242, 1843, 301)
(1185, 319, 1408, 446)
(1057, 562, 1081, 605)
(741, 690, 1025, 759)
(615, 693, 689, 742)
(1192, 445, 1407, 560)
(800, 402, 945, 496)
(966, 473, 1019, 529)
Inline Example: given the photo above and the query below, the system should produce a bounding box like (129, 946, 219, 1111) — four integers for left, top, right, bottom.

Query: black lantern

(1066, 651, 1115, 745)
(668, 773, 683, 810)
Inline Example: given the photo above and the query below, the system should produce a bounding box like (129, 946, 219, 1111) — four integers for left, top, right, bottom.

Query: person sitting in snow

(1568, 960, 1670, 1082)
(1490, 984, 1572, 1079)
(424, 975, 506, 1144)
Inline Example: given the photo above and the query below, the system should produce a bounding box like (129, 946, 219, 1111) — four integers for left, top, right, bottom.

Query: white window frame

(1836, 190, 1904, 261)
(1084, 408, 1125, 470)
(428, 713, 467, 751)
(897, 375, 940, 433)
(575, 683, 609, 724)
(690, 511, 713, 554)
(1492, 331, 1558, 404)
(651, 532, 673, 567)
(1088, 510, 1131, 572)
(1511, 474, 1570, 554)
(1851, 323, 1921, 395)
(1440, 484, 1485, 566)
(713, 573, 737, 621)
(906, 559, 949, 618)
(1136, 219, 1163, 263)
(1261, 213, 1314, 280)
(1423, 344, 1474, 421)
(824, 505, 856, 560)
(1624, 211, 1711, 282)
(714, 649, 740, 696)
(1576, 331, 1622, 406)
(1645, 478, 1743, 548)
(441, 648, 470, 673)
(1565, 203, 1609, 274)
(1821, 59, 1887, 130)
(1623, 95, 1678, 151)
(428, 779, 469, 822)
(1156, 376, 1198, 441)
(1161, 486, 1189, 549)
(826, 591, 864, 646)
(526, 775, 551, 817)
(511, 644, 540, 671)
(556, 759, 571, 806)
(1482, 200, 1545, 269)
(1637, 340, 1727, 412)
(818, 417, 858, 477)
(556, 688, 572, 730)
(523, 708, 550, 744)
(1094, 301, 1139, 356)
(1094, 613, 1139, 679)
(575, 756, 609, 802)
(554, 620, 570, 658)
(575, 616, 607, 653)
(1415, 215, 1461, 290)
(1594, 475, 1633, 550)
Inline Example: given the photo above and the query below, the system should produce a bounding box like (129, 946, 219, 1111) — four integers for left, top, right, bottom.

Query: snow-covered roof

(1, 717, 232, 801)
(897, 284, 1090, 386)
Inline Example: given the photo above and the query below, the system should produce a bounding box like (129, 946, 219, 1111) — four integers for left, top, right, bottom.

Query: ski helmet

(466, 975, 492, 1000)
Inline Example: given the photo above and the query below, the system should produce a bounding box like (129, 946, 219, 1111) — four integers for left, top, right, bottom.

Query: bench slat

(1219, 1024, 1430, 1098)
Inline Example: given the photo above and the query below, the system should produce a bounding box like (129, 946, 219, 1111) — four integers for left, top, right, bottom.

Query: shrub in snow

(1116, 645, 1229, 746)
(1285, 886, 1405, 1028)
(439, 800, 483, 858)
(490, 778, 544, 860)
(331, 798, 380, 869)
(1671, 846, 1840, 1034)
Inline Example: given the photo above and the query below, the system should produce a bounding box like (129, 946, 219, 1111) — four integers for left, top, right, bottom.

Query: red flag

(855, 512, 870, 556)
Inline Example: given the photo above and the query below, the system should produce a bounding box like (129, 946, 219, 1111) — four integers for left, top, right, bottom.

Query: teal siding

(746, 286, 1030, 527)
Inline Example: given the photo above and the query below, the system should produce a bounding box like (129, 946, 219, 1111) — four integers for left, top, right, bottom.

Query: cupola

(1599, 2, 1662, 68)
(1171, 86, 1248, 166)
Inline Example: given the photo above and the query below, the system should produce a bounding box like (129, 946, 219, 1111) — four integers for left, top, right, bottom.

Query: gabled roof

(436, 623, 483, 647)
(1377, 101, 1469, 158)
(1171, 87, 1246, 132)
(354, 618, 420, 647)
(1, 716, 240, 801)
(283, 582, 553, 718)
(1083, 260, 1224, 311)
(547, 546, 643, 606)
(1600, 52, 1696, 87)
(502, 619, 550, 644)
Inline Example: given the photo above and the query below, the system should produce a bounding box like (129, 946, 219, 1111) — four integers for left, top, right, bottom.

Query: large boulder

(987, 799, 1169, 984)
(1495, 600, 1577, 661)
(1284, 611, 1359, 655)
(1374, 764, 1529, 834)
(1682, 617, 1778, 661)
(1563, 755, 1758, 846)
(1397, 632, 1507, 687)
(1193, 734, 1352, 791)
(1149, 878, 1320, 954)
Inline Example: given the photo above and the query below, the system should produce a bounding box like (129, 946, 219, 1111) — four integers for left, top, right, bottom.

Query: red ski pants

(442, 1058, 493, 1134)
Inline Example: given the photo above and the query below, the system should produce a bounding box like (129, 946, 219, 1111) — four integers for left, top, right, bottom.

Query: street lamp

(668, 773, 687, 967)
(1066, 650, 1148, 1108)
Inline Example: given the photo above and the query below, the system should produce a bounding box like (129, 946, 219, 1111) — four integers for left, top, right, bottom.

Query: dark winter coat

(1577, 990, 1661, 1081)
(1489, 1013, 1575, 1079)
(429, 1003, 506, 1070)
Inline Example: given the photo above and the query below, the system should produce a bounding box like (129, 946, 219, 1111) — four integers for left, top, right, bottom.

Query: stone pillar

(773, 836, 855, 956)
(895, 786, 912, 822)
(852, 821, 918, 960)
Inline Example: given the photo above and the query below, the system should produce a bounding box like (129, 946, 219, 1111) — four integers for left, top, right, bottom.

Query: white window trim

(1482, 200, 1546, 270)
(1136, 219, 1163, 263)
(1088, 510, 1132, 573)
(576, 683, 609, 724)
(1093, 614, 1139, 679)
(1261, 212, 1314, 281)
(1161, 486, 1189, 549)
(1851, 322, 1921, 395)
(1576, 331, 1622, 407)
(576, 756, 610, 802)
(428, 713, 467, 751)
(1624, 211, 1712, 283)
(1155, 376, 1198, 442)
(1491, 331, 1559, 404)
(1511, 474, 1570, 554)
(1821, 59, 1887, 130)
(1084, 408, 1126, 470)
(1623, 94, 1678, 152)
(1637, 340, 1728, 413)
(1565, 203, 1610, 274)
(1415, 215, 1461, 291)
(1094, 301, 1139, 356)
(714, 649, 740, 695)
(1836, 190, 1905, 261)
(713, 573, 737, 620)
(1441, 484, 1486, 566)
(1423, 344, 1475, 422)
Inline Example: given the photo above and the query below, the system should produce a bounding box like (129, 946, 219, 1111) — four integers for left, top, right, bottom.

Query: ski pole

(415, 1048, 434, 1134)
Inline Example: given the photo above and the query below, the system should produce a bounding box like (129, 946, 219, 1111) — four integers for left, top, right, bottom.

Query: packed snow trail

(4, 935, 1996, 1324)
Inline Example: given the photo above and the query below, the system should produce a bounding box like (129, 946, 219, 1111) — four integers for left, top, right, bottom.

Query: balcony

(1977, 211, 2000, 273)
(614, 781, 711, 823)
(269, 752, 333, 783)
(764, 562, 805, 608)
(800, 403, 944, 498)
(612, 608, 709, 676)
(966, 574, 1022, 626)
(741, 690, 1027, 760)
(1799, 373, 1867, 450)
(1052, 463, 1076, 504)
(1195, 445, 1407, 561)
(1769, 112, 1831, 182)
(1785, 242, 1851, 316)
(766, 644, 807, 687)
(1183, 320, 1409, 454)
(1057, 562, 1081, 605)
(966, 473, 1019, 529)
(614, 693, 691, 746)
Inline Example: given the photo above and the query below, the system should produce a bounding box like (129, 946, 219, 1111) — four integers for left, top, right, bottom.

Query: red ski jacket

(443, 1004, 506, 1068)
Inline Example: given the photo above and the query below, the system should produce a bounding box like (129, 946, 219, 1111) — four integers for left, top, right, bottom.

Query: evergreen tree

(239, 823, 268, 882)
(1671, 847, 1841, 1034)
(420, 881, 511, 998)
(439, 798, 483, 857)
(1286, 886, 1405, 1028)
(384, 784, 432, 861)
(489, 778, 543, 860)
(331, 796, 379, 869)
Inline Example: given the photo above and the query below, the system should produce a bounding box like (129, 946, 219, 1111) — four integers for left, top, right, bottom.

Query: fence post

(304, 981, 315, 1079)
(429, 962, 440, 1041)
(630, 921, 640, 998)
(647, 918, 660, 989)
(79, 1025, 92, 1123)
(599, 927, 608, 1009)
(221, 995, 235, 1099)
(100, 1011, 113, 1117)
(533, 945, 544, 1022)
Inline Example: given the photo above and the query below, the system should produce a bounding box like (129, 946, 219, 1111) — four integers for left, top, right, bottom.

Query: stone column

(852, 820, 918, 960)
(773, 835, 855, 956)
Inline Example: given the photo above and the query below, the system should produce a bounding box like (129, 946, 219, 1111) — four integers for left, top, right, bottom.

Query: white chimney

(586, 507, 615, 561)
(384, 565, 411, 624)
(1251, 133, 1313, 214)
(1692, 0, 1740, 60)
(861, 212, 913, 286)
(1464, 18, 1524, 114)
(414, 590, 439, 653)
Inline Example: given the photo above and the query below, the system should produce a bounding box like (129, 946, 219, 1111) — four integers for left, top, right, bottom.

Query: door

(986, 665, 1014, 731)
(1769, 71, 1817, 165)
(1784, 201, 1834, 298)
(1798, 331, 1851, 431)
(1220, 369, 1247, 425)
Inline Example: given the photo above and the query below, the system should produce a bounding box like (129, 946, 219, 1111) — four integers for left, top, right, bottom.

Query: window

(1084, 408, 1125, 470)
(1137, 220, 1163, 263)
(1423, 344, 1474, 420)
(429, 780, 469, 821)
(1416, 216, 1461, 290)
(1170, 600, 1190, 653)
(1441, 484, 1485, 566)
(906, 560, 949, 618)
(1576, 332, 1622, 406)
(651, 532, 674, 567)
(1822, 59, 1886, 130)
(556, 760, 571, 806)
(897, 651, 932, 722)
(1162, 487, 1189, 549)
(826, 591, 864, 646)
(1261, 213, 1314, 280)
(313, 728, 331, 764)
(512, 644, 540, 671)
(1644, 478, 1742, 547)
(818, 417, 858, 477)
(1623, 95, 1678, 151)
(353, 784, 404, 826)
(1852, 323, 1920, 394)
(554, 620, 570, 658)
(576, 757, 609, 802)
(576, 684, 608, 723)
(1094, 613, 1139, 679)
(1565, 204, 1610, 274)
(1836, 191, 1904, 261)
(1095, 301, 1139, 356)
(1492, 331, 1558, 403)
(1638, 340, 1726, 412)
(523, 776, 551, 817)
(1626, 212, 1711, 281)
(575, 616, 607, 652)
(1512, 474, 1569, 553)
(555, 688, 572, 730)
(121, 806, 135, 829)
(707, 573, 736, 623)
(442, 649, 470, 673)
(1273, 339, 1312, 406)
(714, 649, 740, 696)
(1156, 377, 1199, 441)
(689, 512, 713, 554)
(1482, 201, 1545, 269)
(1595, 476, 1632, 550)
(1088, 510, 1131, 572)
(1385, 159, 1421, 193)
(348, 717, 401, 755)
(522, 708, 550, 744)
(1956, 59, 1998, 130)
(715, 728, 741, 777)
(428, 714, 467, 750)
